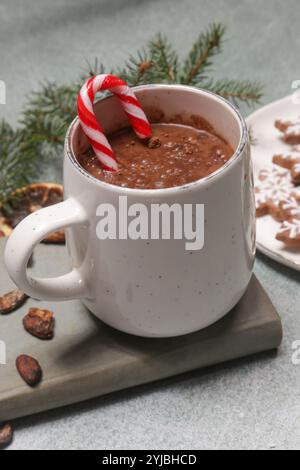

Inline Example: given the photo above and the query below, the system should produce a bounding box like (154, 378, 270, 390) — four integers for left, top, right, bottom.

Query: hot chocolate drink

(78, 122, 234, 189)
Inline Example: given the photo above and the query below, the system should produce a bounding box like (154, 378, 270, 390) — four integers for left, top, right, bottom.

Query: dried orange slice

(0, 183, 65, 244)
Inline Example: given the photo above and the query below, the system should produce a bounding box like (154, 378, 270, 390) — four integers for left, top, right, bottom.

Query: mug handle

(4, 198, 88, 301)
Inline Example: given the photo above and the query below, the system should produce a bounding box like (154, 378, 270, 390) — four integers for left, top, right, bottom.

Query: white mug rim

(66, 84, 248, 195)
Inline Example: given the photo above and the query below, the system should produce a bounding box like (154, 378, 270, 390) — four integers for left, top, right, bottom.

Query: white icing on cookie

(275, 151, 300, 163)
(293, 162, 300, 175)
(278, 219, 300, 239)
(285, 123, 300, 137)
(255, 167, 297, 209)
(280, 198, 300, 219)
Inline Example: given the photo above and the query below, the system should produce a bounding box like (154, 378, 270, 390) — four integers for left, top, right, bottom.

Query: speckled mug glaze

(5, 85, 255, 337)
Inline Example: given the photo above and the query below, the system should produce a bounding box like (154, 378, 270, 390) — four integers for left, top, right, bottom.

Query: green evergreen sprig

(0, 24, 263, 204)
(180, 23, 226, 84)
(0, 122, 36, 205)
(202, 79, 263, 107)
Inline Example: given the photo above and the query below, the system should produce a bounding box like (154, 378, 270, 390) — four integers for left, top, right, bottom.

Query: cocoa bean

(23, 308, 55, 340)
(147, 137, 161, 149)
(16, 355, 42, 387)
(0, 290, 28, 315)
(0, 423, 13, 448)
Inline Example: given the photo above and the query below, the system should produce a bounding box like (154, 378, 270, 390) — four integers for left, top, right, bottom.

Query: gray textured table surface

(1, 0, 300, 450)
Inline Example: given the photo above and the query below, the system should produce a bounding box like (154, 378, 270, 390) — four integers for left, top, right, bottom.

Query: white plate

(246, 94, 300, 271)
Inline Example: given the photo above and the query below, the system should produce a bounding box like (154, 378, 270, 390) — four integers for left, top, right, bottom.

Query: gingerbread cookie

(275, 120, 291, 133)
(278, 197, 300, 221)
(275, 119, 300, 145)
(273, 151, 300, 184)
(255, 167, 300, 219)
(276, 219, 300, 247)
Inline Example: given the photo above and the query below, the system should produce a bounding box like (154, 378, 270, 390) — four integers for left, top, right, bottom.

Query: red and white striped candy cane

(77, 74, 152, 171)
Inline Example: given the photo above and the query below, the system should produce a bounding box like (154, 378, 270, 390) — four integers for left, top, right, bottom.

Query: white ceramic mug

(5, 85, 255, 337)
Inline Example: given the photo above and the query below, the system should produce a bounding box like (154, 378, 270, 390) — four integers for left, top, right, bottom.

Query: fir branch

(202, 79, 263, 106)
(147, 34, 178, 83)
(22, 82, 77, 130)
(118, 50, 154, 86)
(0, 25, 263, 205)
(120, 35, 178, 85)
(80, 59, 105, 81)
(0, 121, 36, 203)
(180, 23, 225, 85)
(19, 82, 79, 164)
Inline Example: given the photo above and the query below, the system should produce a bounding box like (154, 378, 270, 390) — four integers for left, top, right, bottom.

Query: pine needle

(147, 34, 178, 83)
(202, 79, 263, 106)
(118, 50, 154, 86)
(180, 23, 226, 84)
(0, 122, 36, 203)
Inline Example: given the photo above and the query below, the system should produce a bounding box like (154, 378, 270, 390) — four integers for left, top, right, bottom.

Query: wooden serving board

(0, 239, 282, 421)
